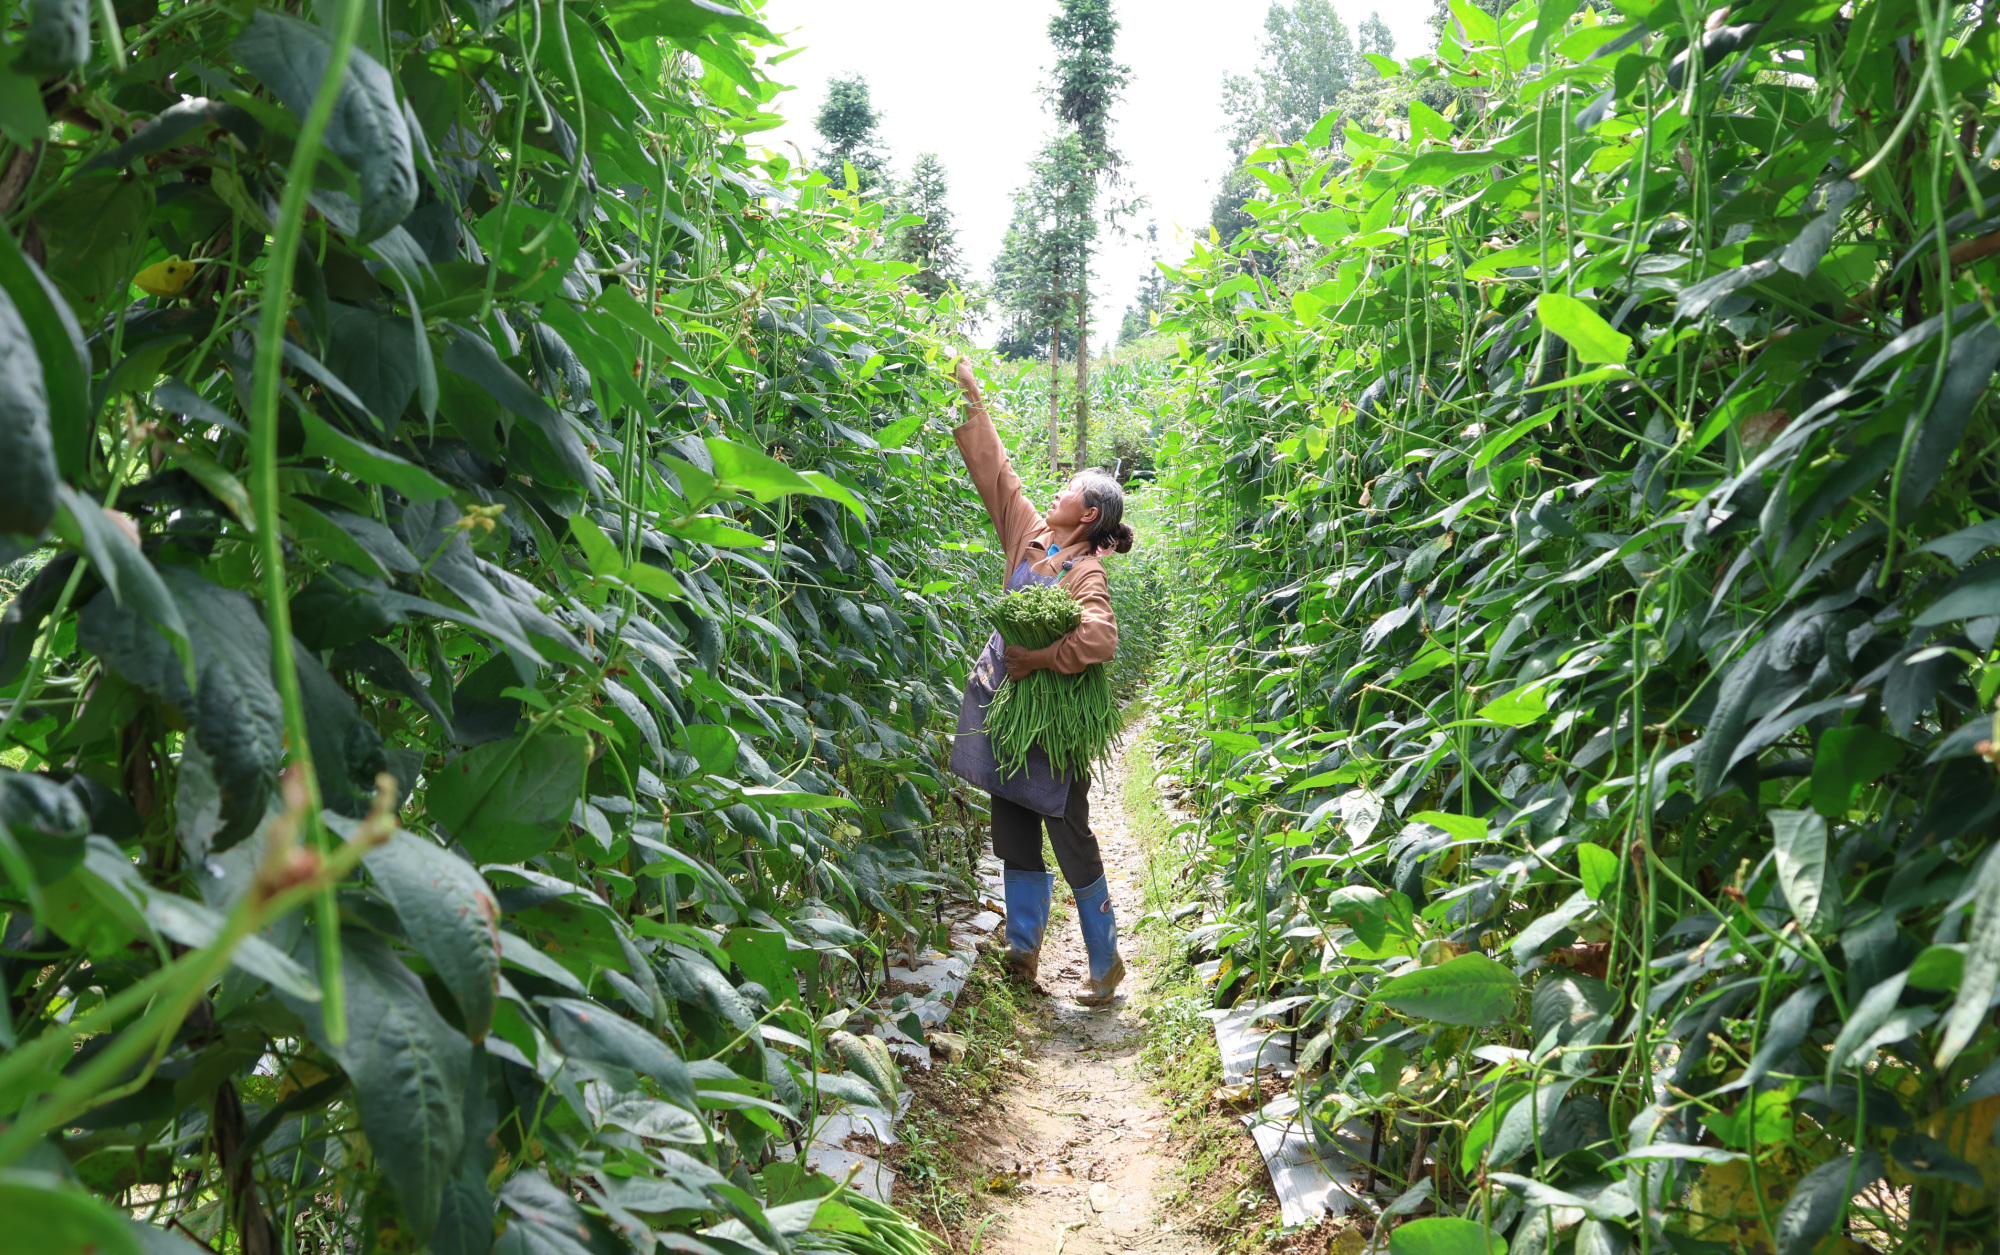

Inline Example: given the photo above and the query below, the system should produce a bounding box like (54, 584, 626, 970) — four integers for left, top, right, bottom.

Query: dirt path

(972, 724, 1204, 1255)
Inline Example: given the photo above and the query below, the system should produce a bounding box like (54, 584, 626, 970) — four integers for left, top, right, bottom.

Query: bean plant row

(1145, 2, 2000, 1253)
(0, 1, 1007, 1253)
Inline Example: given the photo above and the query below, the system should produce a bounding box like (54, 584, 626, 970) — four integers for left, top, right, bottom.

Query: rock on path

(973, 722, 1204, 1255)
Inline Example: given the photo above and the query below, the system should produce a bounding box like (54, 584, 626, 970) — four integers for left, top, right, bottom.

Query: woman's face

(1045, 478, 1099, 532)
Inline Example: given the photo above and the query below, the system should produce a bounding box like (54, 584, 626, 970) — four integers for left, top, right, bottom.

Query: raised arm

(950, 360, 1042, 558)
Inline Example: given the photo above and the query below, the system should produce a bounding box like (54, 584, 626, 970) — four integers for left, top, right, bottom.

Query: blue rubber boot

(1001, 869, 1055, 984)
(1071, 875, 1125, 1007)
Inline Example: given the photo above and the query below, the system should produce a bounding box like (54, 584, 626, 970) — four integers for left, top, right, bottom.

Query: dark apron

(948, 557, 1076, 818)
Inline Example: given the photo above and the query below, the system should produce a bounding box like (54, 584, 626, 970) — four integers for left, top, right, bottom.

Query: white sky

(753, 1, 1437, 347)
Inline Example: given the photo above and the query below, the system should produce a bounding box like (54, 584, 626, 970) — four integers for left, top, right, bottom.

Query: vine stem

(247, 0, 369, 1046)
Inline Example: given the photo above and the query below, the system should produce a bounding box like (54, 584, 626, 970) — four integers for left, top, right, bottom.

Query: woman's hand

(1003, 645, 1052, 680)
(952, 356, 981, 406)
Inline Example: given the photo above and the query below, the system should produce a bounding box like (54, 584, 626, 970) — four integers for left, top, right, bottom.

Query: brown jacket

(954, 401, 1118, 675)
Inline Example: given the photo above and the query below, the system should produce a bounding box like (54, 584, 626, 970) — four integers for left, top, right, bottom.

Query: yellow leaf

(135, 257, 198, 298)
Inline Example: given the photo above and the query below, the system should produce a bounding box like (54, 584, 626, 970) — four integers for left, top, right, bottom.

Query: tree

(896, 154, 964, 301)
(1357, 11, 1395, 67)
(989, 134, 1098, 466)
(1220, 0, 1359, 157)
(814, 73, 891, 194)
(1211, 0, 1361, 245)
(1044, 0, 1129, 469)
(1047, 0, 1129, 169)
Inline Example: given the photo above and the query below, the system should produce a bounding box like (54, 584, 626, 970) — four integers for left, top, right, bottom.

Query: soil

(965, 728, 1207, 1255)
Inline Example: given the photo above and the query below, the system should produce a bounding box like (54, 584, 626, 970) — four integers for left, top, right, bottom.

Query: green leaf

(1898, 323, 2000, 517)
(35, 173, 154, 319)
(285, 931, 470, 1243)
(1576, 842, 1620, 900)
(1522, 364, 1633, 393)
(1486, 1077, 1576, 1167)
(1536, 293, 1631, 363)
(445, 329, 594, 488)
(874, 413, 924, 447)
(427, 732, 591, 863)
(1810, 726, 1902, 816)
(540, 997, 697, 1109)
(123, 1219, 210, 1255)
(665, 516, 769, 549)
(0, 59, 50, 145)
(722, 925, 799, 1005)
(0, 229, 89, 480)
(1327, 886, 1418, 958)
(1774, 1152, 1883, 1255)
(1531, 970, 1613, 1055)
(596, 284, 684, 361)
(1207, 729, 1261, 760)
(324, 302, 422, 428)
(704, 437, 820, 501)
(1702, 1085, 1797, 1149)
(498, 929, 586, 994)
(234, 12, 416, 241)
(538, 299, 648, 415)
(1375, 953, 1521, 1026)
(737, 785, 857, 811)
(299, 410, 454, 501)
(1770, 809, 1838, 936)
(1906, 943, 1966, 992)
(472, 204, 581, 302)
(285, 495, 420, 579)
(604, 0, 773, 42)
(1448, 0, 1499, 43)
(1397, 151, 1501, 187)
(1887, 1133, 1985, 1187)
(162, 445, 252, 529)
(41, 849, 151, 960)
(1462, 1078, 1532, 1174)
(496, 1170, 610, 1255)
(127, 871, 320, 1001)
(0, 1169, 142, 1255)
(0, 284, 58, 538)
(1406, 811, 1488, 842)
(1828, 972, 1912, 1072)
(362, 827, 502, 1040)
(569, 514, 625, 577)
(1938, 846, 2000, 1066)
(52, 486, 192, 675)
(1471, 410, 1556, 470)
(1529, 0, 1577, 55)
(624, 561, 684, 601)
(1917, 518, 2000, 568)
(1388, 1216, 1507, 1255)
(1476, 682, 1552, 726)
(675, 724, 738, 777)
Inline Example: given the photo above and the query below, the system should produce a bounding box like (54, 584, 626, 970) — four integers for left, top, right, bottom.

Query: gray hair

(1074, 471, 1134, 555)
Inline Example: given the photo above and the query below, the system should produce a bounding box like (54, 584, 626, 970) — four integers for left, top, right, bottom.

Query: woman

(949, 358, 1135, 1007)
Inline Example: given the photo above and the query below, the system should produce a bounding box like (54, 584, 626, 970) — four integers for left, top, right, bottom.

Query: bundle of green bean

(985, 584, 1120, 777)
(798, 1188, 944, 1253)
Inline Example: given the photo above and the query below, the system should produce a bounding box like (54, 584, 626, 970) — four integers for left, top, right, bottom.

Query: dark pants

(991, 774, 1103, 889)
